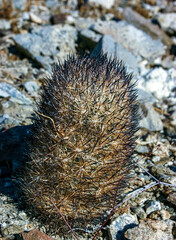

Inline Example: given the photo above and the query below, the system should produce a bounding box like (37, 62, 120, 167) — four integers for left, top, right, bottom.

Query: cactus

(19, 54, 139, 235)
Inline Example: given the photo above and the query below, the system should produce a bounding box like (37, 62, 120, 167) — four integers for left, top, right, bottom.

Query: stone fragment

(17, 229, 56, 240)
(88, 0, 115, 9)
(79, 28, 101, 48)
(12, 0, 27, 10)
(167, 192, 176, 206)
(125, 219, 175, 240)
(123, 7, 173, 47)
(29, 12, 43, 24)
(0, 19, 11, 30)
(143, 68, 175, 100)
(144, 200, 161, 215)
(91, 35, 139, 74)
(23, 81, 40, 96)
(1, 222, 28, 237)
(131, 206, 147, 219)
(139, 102, 163, 131)
(0, 82, 31, 105)
(91, 20, 166, 62)
(109, 213, 138, 240)
(157, 13, 176, 35)
(13, 25, 77, 70)
(135, 145, 149, 154)
(137, 88, 156, 104)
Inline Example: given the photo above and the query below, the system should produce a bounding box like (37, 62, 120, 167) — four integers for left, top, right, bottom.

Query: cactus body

(21, 55, 138, 234)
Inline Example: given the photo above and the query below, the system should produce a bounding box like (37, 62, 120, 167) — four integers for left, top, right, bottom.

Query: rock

(135, 145, 149, 154)
(0, 235, 15, 240)
(109, 213, 138, 240)
(12, 0, 27, 10)
(150, 210, 171, 221)
(143, 68, 175, 100)
(45, 0, 61, 9)
(139, 102, 163, 131)
(91, 35, 139, 74)
(0, 114, 20, 132)
(123, 7, 173, 47)
(144, 200, 161, 215)
(0, 59, 36, 83)
(152, 156, 161, 163)
(0, 82, 31, 105)
(88, 0, 115, 9)
(170, 111, 176, 126)
(16, 229, 56, 240)
(137, 88, 157, 104)
(152, 139, 170, 159)
(29, 12, 43, 24)
(102, 13, 114, 21)
(125, 219, 175, 240)
(29, 4, 51, 23)
(0, 19, 11, 30)
(159, 210, 171, 221)
(157, 13, 176, 35)
(91, 20, 166, 62)
(73, 17, 95, 30)
(79, 28, 101, 49)
(1, 222, 29, 237)
(167, 192, 176, 206)
(12, 25, 77, 70)
(23, 81, 40, 96)
(151, 164, 176, 185)
(131, 206, 147, 219)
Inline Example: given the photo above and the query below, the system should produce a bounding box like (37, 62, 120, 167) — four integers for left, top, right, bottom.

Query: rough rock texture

(91, 20, 166, 62)
(13, 25, 77, 70)
(125, 220, 176, 240)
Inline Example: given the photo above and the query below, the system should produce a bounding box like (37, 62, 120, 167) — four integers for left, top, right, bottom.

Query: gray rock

(88, 0, 115, 9)
(157, 13, 176, 35)
(1, 221, 30, 236)
(0, 19, 11, 30)
(144, 200, 161, 215)
(139, 102, 163, 131)
(135, 145, 149, 154)
(137, 88, 157, 104)
(79, 28, 101, 48)
(125, 219, 175, 240)
(131, 206, 147, 219)
(45, 0, 61, 8)
(123, 7, 173, 47)
(91, 35, 139, 74)
(109, 213, 138, 240)
(23, 81, 40, 96)
(142, 68, 175, 100)
(102, 13, 114, 21)
(21, 11, 30, 20)
(13, 25, 77, 70)
(0, 82, 31, 105)
(29, 4, 51, 23)
(73, 17, 95, 30)
(12, 0, 27, 10)
(91, 20, 166, 62)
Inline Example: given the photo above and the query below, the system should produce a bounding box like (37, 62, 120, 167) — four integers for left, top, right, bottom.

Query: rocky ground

(0, 0, 176, 239)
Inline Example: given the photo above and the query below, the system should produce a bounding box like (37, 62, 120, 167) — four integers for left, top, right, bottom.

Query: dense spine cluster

(20, 55, 138, 234)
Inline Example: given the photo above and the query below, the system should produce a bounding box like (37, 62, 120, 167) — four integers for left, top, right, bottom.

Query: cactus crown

(21, 55, 138, 234)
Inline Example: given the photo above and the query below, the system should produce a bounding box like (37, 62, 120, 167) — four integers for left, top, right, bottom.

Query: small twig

(49, 198, 80, 240)
(92, 182, 120, 240)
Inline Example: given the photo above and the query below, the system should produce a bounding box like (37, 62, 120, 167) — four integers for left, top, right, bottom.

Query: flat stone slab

(91, 20, 166, 62)
(13, 24, 77, 70)
(91, 34, 139, 74)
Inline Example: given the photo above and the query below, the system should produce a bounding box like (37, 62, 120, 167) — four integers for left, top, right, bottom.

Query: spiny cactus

(19, 55, 139, 235)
